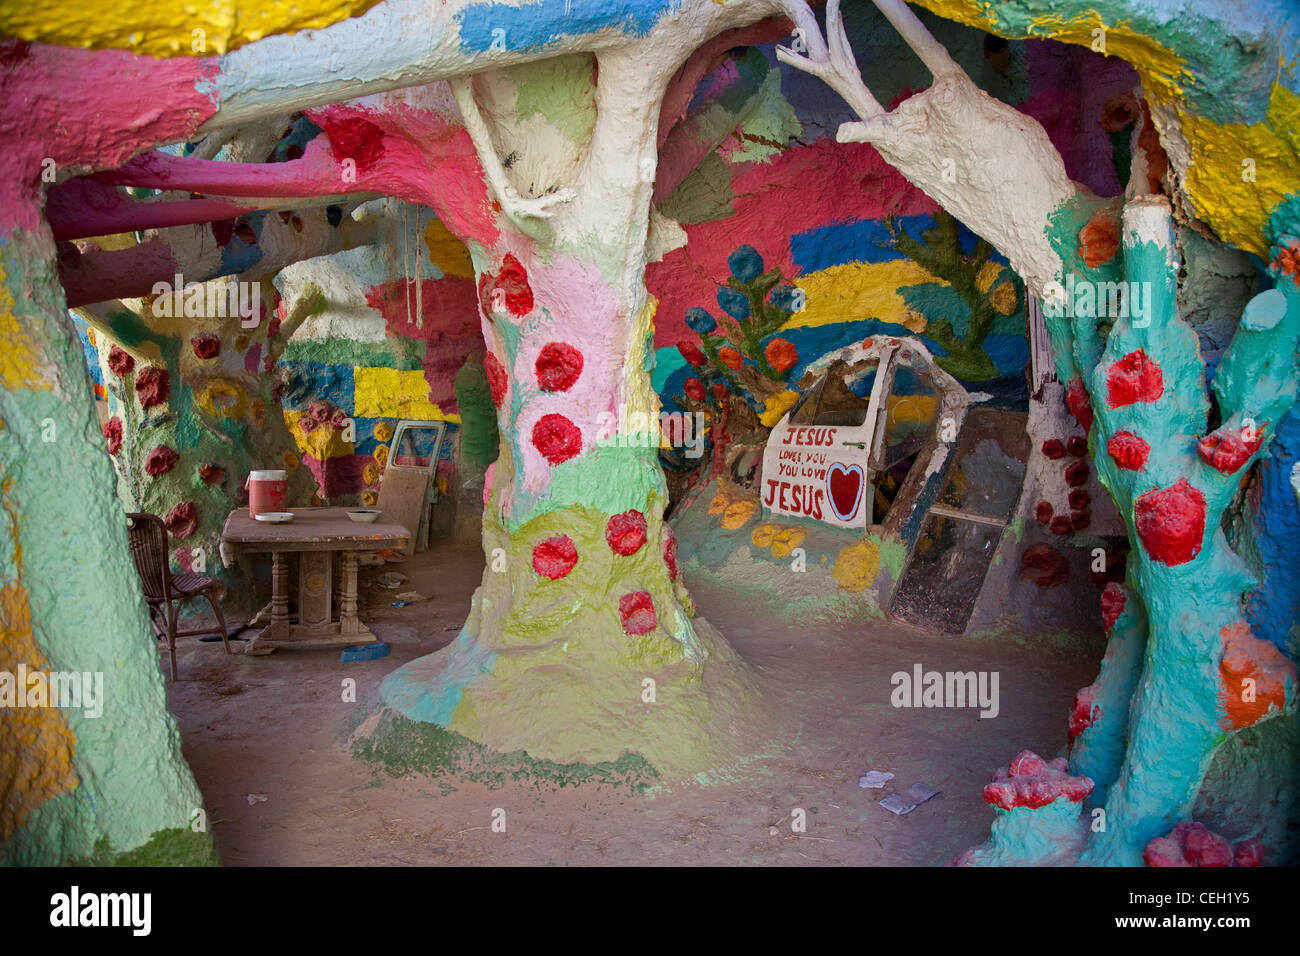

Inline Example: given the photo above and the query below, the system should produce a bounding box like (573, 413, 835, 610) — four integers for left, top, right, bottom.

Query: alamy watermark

(150, 272, 261, 328)
(891, 663, 999, 718)
(0, 665, 103, 718)
(1042, 275, 1152, 328)
(50, 886, 150, 936)
(595, 406, 708, 459)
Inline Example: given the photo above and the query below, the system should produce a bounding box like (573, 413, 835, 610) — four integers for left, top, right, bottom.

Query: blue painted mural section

(280, 361, 355, 411)
(660, 317, 1029, 418)
(791, 215, 1011, 274)
(1248, 406, 1300, 660)
(457, 0, 679, 53)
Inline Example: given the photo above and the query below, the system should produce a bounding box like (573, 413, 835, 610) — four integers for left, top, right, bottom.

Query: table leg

(271, 551, 291, 625)
(246, 550, 292, 654)
(340, 550, 362, 637)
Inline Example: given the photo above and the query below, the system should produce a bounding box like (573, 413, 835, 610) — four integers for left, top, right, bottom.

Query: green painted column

(0, 215, 215, 865)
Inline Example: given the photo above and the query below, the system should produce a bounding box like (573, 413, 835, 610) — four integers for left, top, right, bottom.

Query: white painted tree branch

(871, 0, 962, 78)
(202, 0, 788, 134)
(778, 0, 1080, 295)
(774, 0, 883, 118)
(449, 75, 575, 226)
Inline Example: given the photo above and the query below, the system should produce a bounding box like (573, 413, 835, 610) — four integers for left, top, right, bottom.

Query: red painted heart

(826, 462, 864, 521)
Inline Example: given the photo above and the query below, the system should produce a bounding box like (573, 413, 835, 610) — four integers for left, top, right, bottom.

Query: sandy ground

(165, 537, 1103, 866)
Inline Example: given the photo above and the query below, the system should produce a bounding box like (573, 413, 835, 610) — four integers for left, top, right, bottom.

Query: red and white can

(246, 469, 287, 518)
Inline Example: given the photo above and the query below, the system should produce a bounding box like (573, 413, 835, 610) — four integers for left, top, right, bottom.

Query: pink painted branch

(92, 139, 345, 198)
(46, 178, 257, 241)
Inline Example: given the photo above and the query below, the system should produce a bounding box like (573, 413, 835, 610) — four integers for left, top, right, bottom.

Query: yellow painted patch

(833, 539, 881, 592)
(759, 389, 800, 428)
(0, 0, 381, 56)
(785, 259, 938, 333)
(751, 522, 781, 548)
(708, 487, 730, 516)
(769, 526, 806, 559)
(352, 367, 459, 422)
(1177, 84, 1300, 258)
(194, 378, 249, 421)
(284, 410, 353, 461)
(912, 0, 1297, 258)
(886, 392, 938, 427)
(721, 498, 757, 530)
(0, 481, 79, 846)
(0, 263, 52, 393)
(424, 218, 476, 280)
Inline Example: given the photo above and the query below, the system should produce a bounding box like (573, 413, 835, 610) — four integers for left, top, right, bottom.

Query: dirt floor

(166, 537, 1104, 866)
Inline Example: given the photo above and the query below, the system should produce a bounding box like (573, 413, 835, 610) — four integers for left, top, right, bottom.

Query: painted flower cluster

(676, 243, 803, 413)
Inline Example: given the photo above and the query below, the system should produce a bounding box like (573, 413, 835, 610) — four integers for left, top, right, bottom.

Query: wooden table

(220, 507, 410, 655)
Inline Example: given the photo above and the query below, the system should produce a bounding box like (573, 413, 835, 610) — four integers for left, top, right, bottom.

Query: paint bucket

(247, 470, 288, 518)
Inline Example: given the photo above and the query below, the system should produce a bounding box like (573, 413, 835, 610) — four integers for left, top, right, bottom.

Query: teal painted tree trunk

(1046, 196, 1300, 865)
(0, 219, 214, 865)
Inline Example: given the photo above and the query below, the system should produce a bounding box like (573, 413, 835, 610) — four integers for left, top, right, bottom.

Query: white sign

(761, 423, 870, 529)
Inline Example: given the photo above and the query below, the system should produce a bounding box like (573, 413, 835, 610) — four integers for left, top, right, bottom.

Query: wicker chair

(126, 512, 230, 680)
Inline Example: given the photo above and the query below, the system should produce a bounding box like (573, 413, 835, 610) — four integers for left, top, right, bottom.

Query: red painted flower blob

(1107, 348, 1163, 407)
(484, 351, 509, 408)
(1066, 377, 1093, 432)
(107, 346, 135, 378)
(531, 414, 582, 465)
(683, 377, 706, 402)
(1197, 426, 1261, 474)
(677, 340, 706, 367)
(619, 591, 657, 635)
(532, 535, 579, 580)
(135, 366, 170, 409)
(144, 445, 179, 477)
(605, 510, 647, 556)
(479, 253, 534, 318)
(1101, 581, 1126, 631)
(191, 334, 221, 359)
(103, 417, 123, 455)
(1135, 477, 1206, 565)
(164, 501, 199, 539)
(1107, 430, 1150, 470)
(535, 342, 584, 393)
(983, 751, 1093, 810)
(663, 527, 680, 581)
(765, 337, 798, 374)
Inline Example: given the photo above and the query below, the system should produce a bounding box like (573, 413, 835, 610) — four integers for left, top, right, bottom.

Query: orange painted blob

(1219, 621, 1295, 730)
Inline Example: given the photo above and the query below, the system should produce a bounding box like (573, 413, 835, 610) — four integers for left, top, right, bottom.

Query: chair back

(126, 512, 172, 602)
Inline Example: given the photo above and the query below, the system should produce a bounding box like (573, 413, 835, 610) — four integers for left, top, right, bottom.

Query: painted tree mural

(777, 0, 1298, 863)
(2, 0, 1298, 862)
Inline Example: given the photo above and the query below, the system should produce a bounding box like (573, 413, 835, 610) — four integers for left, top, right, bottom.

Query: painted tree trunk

(79, 278, 318, 609)
(0, 220, 213, 864)
(1065, 198, 1300, 864)
(374, 222, 765, 778)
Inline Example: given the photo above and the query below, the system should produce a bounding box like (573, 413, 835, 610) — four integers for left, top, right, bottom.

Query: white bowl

(254, 512, 294, 523)
(346, 510, 381, 524)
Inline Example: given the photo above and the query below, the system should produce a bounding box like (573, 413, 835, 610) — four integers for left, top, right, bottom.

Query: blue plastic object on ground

(340, 642, 390, 662)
